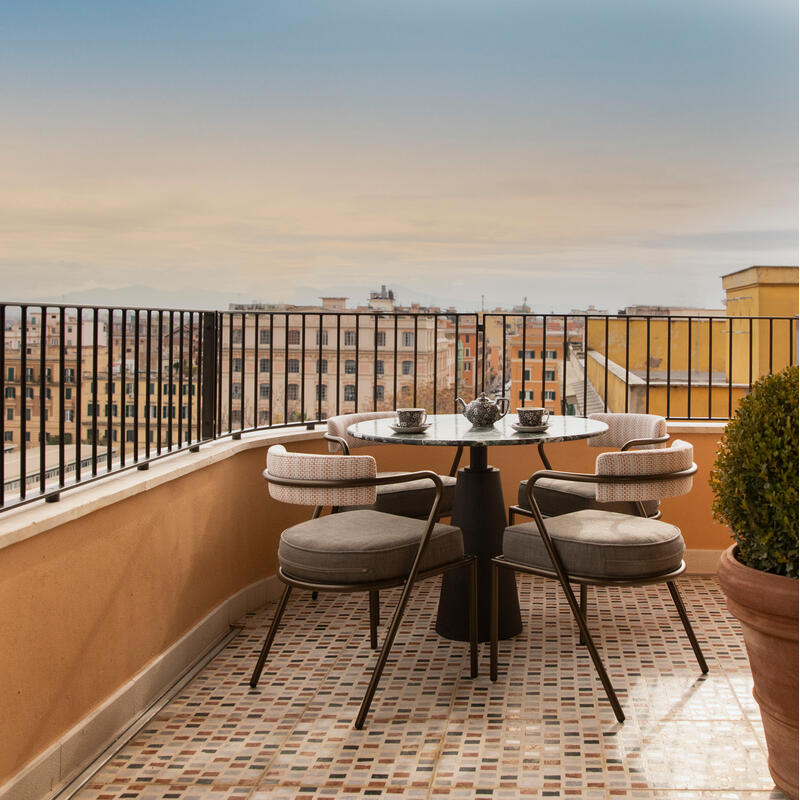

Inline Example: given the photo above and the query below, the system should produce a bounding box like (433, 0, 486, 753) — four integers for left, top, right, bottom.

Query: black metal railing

(1, 303, 796, 512)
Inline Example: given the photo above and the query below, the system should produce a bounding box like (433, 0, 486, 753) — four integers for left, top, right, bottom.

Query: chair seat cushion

(279, 509, 464, 584)
(347, 472, 456, 518)
(517, 478, 659, 518)
(503, 509, 684, 580)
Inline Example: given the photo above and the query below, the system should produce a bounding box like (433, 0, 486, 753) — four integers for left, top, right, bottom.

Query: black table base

(435, 447, 522, 642)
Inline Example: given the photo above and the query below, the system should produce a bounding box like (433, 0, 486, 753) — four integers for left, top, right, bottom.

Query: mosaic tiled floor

(77, 576, 788, 799)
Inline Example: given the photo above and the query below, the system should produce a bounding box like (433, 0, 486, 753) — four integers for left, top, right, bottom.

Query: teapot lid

(474, 392, 492, 403)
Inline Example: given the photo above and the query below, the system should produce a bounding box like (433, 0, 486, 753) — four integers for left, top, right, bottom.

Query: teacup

(396, 408, 427, 427)
(517, 407, 550, 427)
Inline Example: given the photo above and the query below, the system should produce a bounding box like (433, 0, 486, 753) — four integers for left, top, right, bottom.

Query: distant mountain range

(29, 283, 463, 312)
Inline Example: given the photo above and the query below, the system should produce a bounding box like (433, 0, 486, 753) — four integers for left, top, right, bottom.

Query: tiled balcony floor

(77, 576, 787, 799)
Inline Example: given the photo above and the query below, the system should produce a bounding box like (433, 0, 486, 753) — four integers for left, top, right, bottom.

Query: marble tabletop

(347, 413, 608, 447)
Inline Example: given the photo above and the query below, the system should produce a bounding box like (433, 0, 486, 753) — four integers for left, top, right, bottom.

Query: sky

(1, 0, 797, 312)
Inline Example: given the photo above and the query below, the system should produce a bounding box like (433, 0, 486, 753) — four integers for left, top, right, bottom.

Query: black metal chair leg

(354, 576, 417, 729)
(250, 584, 293, 688)
(551, 569, 625, 722)
(369, 590, 380, 650)
(490, 561, 500, 681)
(667, 580, 709, 674)
(579, 583, 588, 645)
(469, 558, 478, 678)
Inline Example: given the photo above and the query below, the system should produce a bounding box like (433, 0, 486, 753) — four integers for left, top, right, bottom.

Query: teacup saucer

(511, 422, 550, 433)
(390, 422, 432, 434)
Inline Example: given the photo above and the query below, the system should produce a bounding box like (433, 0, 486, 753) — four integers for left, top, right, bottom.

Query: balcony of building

(1, 278, 797, 799)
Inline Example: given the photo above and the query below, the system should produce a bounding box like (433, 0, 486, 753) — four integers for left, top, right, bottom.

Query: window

(232, 384, 241, 399)
(376, 331, 386, 347)
(402, 360, 413, 375)
(464, 362, 471, 371)
(148, 382, 155, 395)
(464, 348, 470, 357)
(65, 387, 72, 399)
(345, 359, 357, 374)
(232, 358, 243, 373)
(232, 328, 243, 344)
(64, 368, 74, 383)
(519, 390, 535, 401)
(260, 383, 271, 399)
(45, 388, 51, 399)
(149, 430, 155, 442)
(344, 385, 356, 402)
(542, 350, 558, 360)
(375, 385, 384, 401)
(106, 381, 114, 395)
(287, 384, 299, 400)
(163, 405, 175, 418)
(287, 329, 301, 345)
(64, 409, 74, 422)
(126, 382, 133, 394)
(5, 408, 12, 421)
(45, 368, 52, 382)
(523, 369, 530, 381)
(259, 358, 271, 373)
(258, 410, 270, 425)
(402, 332, 414, 347)
(25, 387, 34, 399)
(125, 404, 135, 417)
(316, 359, 327, 374)
(316, 384, 327, 400)
(6, 368, 13, 381)
(287, 359, 299, 373)
(401, 385, 411, 395)
(259, 329, 271, 345)
(26, 367, 34, 381)
(150, 405, 158, 419)
(4, 431, 12, 442)
(375, 360, 384, 375)
(112, 430, 118, 442)
(103, 404, 118, 416)
(545, 369, 556, 382)
(342, 330, 355, 346)
(25, 409, 31, 421)
(316, 330, 328, 345)
(4, 388, 14, 399)
(87, 403, 98, 415)
(232, 409, 242, 424)
(544, 390, 557, 401)
(517, 350, 536, 359)
(125, 430, 135, 442)
(181, 406, 188, 419)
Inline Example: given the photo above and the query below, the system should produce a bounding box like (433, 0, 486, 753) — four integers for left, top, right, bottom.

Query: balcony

(0, 292, 796, 799)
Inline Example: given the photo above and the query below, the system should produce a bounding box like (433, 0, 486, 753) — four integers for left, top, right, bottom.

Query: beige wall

(0, 427, 731, 786)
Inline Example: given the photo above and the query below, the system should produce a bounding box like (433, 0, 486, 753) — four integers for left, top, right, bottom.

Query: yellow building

(585, 266, 798, 418)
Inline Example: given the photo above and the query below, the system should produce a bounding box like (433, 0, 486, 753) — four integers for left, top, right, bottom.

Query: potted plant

(711, 365, 799, 799)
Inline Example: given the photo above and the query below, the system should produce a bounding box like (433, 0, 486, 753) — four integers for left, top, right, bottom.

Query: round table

(348, 413, 608, 642)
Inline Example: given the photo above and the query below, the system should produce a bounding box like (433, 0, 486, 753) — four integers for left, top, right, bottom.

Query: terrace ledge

(0, 420, 725, 554)
(0, 426, 325, 553)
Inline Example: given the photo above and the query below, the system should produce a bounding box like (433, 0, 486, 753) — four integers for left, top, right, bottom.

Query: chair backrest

(595, 440, 694, 503)
(266, 444, 378, 507)
(327, 411, 396, 452)
(588, 413, 667, 449)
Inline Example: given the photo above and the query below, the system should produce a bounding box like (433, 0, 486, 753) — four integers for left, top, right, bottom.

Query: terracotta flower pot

(717, 544, 799, 799)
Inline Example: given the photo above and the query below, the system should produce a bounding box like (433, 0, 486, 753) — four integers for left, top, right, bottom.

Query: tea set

(391, 392, 552, 433)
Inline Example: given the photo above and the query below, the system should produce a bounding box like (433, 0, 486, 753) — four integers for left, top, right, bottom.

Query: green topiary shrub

(710, 365, 799, 578)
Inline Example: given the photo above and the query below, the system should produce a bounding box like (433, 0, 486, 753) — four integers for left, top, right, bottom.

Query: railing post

(201, 311, 218, 441)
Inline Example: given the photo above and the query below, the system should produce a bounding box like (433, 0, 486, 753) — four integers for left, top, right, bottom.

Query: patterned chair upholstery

(515, 413, 668, 519)
(250, 445, 478, 729)
(326, 412, 458, 519)
(492, 440, 707, 723)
